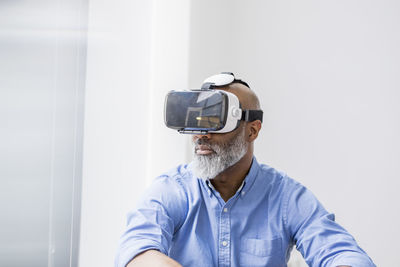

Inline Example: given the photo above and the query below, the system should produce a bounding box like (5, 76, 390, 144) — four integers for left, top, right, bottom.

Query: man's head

(191, 82, 262, 180)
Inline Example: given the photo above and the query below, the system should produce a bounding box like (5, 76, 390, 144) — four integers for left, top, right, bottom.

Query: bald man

(115, 76, 375, 267)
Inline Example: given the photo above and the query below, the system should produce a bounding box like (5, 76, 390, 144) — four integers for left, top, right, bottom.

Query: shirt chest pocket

(239, 237, 284, 267)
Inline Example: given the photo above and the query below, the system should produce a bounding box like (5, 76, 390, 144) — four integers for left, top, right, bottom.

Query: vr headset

(164, 72, 263, 134)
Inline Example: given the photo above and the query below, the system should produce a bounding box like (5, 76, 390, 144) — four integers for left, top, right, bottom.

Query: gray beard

(191, 128, 248, 180)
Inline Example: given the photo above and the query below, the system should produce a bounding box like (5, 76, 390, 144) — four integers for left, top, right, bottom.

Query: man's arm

(115, 175, 188, 267)
(285, 183, 375, 267)
(127, 250, 182, 267)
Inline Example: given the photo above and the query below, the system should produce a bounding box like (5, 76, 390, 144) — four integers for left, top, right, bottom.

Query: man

(115, 73, 375, 267)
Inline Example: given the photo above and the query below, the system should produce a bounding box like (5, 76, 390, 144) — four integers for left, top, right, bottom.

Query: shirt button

(222, 241, 228, 247)
(241, 191, 246, 196)
(223, 208, 228, 212)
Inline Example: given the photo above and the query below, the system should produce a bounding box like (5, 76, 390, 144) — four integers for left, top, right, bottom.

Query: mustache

(194, 138, 217, 153)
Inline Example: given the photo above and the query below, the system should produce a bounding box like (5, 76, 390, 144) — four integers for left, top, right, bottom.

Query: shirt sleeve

(115, 175, 188, 267)
(284, 182, 376, 267)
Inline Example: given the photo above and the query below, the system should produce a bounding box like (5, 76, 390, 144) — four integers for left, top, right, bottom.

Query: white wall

(79, 1, 191, 266)
(145, 0, 192, 183)
(79, 1, 153, 266)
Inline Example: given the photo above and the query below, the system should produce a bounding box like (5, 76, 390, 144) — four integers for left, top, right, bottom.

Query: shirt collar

(238, 156, 260, 198)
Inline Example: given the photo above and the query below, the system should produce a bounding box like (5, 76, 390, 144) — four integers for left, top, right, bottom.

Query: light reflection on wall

(0, 0, 87, 266)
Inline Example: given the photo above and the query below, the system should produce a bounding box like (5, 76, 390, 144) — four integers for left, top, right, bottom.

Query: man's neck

(210, 152, 253, 202)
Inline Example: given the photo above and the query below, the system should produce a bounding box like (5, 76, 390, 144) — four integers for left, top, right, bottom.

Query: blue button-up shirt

(116, 158, 375, 267)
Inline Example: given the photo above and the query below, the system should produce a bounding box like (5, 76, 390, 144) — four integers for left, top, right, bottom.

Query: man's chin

(194, 151, 216, 160)
(192, 156, 221, 180)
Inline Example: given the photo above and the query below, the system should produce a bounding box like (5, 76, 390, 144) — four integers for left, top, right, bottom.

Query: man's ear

(247, 120, 262, 142)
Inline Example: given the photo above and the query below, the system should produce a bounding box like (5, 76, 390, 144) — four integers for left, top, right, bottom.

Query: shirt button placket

(219, 206, 231, 267)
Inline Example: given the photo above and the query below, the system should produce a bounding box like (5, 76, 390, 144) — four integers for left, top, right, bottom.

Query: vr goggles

(164, 72, 263, 134)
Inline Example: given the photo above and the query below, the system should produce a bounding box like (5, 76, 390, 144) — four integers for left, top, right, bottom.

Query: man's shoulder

(153, 163, 197, 188)
(256, 160, 303, 192)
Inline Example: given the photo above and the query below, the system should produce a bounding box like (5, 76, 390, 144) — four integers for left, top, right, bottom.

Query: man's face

(191, 124, 248, 180)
